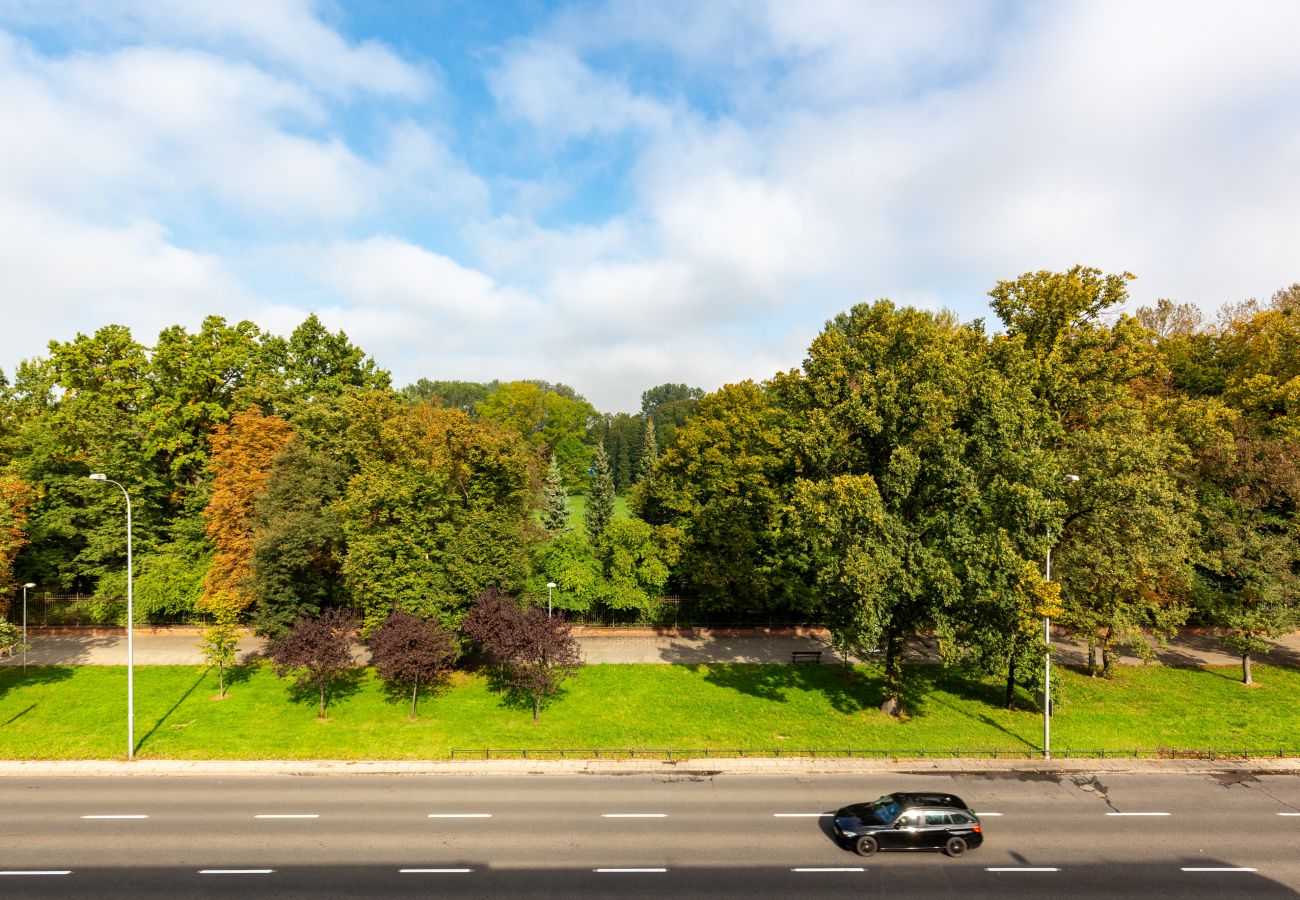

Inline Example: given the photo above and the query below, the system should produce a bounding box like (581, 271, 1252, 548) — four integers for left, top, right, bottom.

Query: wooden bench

(790, 650, 823, 664)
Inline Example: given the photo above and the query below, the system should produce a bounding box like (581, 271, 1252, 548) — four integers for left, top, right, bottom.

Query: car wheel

(944, 836, 967, 858)
(854, 835, 878, 857)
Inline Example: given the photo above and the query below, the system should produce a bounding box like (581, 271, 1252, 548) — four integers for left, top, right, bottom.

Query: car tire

(854, 835, 878, 857)
(944, 836, 968, 858)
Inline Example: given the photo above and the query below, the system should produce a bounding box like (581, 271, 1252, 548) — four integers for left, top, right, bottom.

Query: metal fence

(450, 747, 1300, 761)
(3, 595, 202, 628)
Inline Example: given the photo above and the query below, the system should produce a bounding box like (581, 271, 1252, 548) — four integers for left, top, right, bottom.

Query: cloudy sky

(1, 1, 1297, 411)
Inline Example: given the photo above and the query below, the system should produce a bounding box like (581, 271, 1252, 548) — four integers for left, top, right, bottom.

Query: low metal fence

(450, 747, 1300, 761)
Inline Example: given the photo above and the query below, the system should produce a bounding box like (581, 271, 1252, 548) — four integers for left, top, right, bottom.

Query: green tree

(584, 445, 615, 544)
(338, 396, 535, 632)
(540, 454, 569, 534)
(476, 381, 597, 487)
(250, 439, 350, 637)
(636, 418, 659, 487)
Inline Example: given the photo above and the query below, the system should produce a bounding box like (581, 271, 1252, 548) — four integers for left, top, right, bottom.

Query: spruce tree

(585, 445, 615, 544)
(636, 418, 659, 487)
(541, 454, 569, 533)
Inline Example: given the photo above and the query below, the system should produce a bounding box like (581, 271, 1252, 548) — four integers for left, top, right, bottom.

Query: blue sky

(1, 1, 1297, 411)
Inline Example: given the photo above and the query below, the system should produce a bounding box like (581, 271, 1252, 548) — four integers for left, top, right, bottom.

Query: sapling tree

(267, 608, 356, 717)
(368, 610, 457, 719)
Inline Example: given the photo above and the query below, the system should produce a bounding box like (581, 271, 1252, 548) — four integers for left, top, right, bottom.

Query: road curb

(2, 757, 1298, 777)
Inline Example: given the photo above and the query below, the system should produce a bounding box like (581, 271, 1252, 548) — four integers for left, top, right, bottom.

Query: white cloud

(0, 0, 428, 98)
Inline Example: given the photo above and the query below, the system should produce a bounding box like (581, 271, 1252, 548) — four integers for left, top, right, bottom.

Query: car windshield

(866, 797, 903, 822)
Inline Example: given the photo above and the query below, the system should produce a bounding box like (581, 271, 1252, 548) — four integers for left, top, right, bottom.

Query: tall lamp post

(89, 474, 134, 761)
(546, 582, 557, 618)
(22, 582, 35, 673)
(1044, 473, 1080, 760)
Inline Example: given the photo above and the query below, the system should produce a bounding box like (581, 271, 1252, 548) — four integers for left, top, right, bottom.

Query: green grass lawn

(565, 493, 630, 521)
(0, 663, 1295, 760)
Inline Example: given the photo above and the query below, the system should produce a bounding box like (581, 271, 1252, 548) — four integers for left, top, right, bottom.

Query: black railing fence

(450, 747, 1300, 761)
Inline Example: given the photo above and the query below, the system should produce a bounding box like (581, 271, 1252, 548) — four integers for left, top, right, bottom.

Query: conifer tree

(636, 418, 659, 488)
(585, 445, 615, 544)
(541, 454, 569, 533)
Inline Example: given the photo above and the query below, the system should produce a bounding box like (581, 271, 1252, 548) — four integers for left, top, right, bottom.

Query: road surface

(0, 771, 1296, 897)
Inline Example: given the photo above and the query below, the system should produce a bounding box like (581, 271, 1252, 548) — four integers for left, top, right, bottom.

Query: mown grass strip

(0, 663, 1296, 760)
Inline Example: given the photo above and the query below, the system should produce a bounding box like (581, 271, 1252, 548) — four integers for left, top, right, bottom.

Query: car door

(919, 811, 952, 848)
(884, 811, 924, 850)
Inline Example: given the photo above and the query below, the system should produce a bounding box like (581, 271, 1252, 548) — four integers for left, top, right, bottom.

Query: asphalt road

(0, 772, 1297, 897)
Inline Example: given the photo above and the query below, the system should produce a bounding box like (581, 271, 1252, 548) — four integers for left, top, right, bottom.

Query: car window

(951, 812, 973, 824)
(924, 812, 950, 826)
(896, 812, 921, 828)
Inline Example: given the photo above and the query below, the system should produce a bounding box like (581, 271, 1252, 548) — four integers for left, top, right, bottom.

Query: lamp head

(546, 582, 557, 589)
(88, 473, 108, 481)
(1064, 474, 1080, 483)
(24, 583, 35, 589)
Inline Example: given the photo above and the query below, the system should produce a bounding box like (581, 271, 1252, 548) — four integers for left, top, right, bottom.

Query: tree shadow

(477, 664, 574, 720)
(684, 663, 883, 715)
(901, 666, 1037, 749)
(281, 667, 367, 714)
(0, 665, 76, 705)
(375, 673, 453, 716)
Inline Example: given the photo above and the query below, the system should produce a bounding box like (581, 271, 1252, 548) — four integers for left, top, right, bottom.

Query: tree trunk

(319, 682, 327, 717)
(533, 695, 540, 723)
(1086, 639, 1097, 677)
(410, 679, 419, 720)
(1242, 652, 1252, 685)
(218, 663, 225, 698)
(1101, 645, 1112, 678)
(879, 629, 905, 717)
(1004, 653, 1017, 710)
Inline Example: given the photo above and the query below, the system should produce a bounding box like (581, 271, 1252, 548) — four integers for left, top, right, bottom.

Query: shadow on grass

(901, 666, 1037, 749)
(686, 663, 883, 715)
(281, 668, 367, 715)
(376, 673, 453, 718)
(0, 665, 76, 704)
(477, 664, 574, 722)
(137, 671, 208, 754)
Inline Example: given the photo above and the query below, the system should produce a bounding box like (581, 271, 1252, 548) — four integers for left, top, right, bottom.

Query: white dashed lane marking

(601, 813, 667, 818)
(199, 870, 274, 875)
(1106, 812, 1170, 816)
(81, 815, 148, 819)
(427, 813, 492, 818)
(793, 867, 865, 872)
(594, 868, 668, 873)
(0, 871, 72, 876)
(1181, 867, 1257, 873)
(772, 813, 829, 817)
(400, 868, 473, 873)
(254, 814, 319, 819)
(986, 867, 1060, 872)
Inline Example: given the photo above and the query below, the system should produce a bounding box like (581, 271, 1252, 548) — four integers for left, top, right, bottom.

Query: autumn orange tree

(200, 409, 294, 619)
(0, 475, 35, 610)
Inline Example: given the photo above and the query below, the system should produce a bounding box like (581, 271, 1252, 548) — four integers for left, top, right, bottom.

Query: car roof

(890, 792, 968, 810)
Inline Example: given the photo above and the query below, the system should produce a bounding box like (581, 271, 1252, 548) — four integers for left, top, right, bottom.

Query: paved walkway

(1, 756, 1297, 777)
(3, 626, 1298, 668)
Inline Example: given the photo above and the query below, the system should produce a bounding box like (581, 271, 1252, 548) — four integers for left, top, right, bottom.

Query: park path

(2, 626, 1298, 669)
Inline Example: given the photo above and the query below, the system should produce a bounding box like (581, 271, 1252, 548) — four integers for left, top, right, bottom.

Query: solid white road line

(1278, 812, 1300, 816)
(773, 813, 830, 818)
(1106, 812, 1170, 816)
(595, 868, 668, 873)
(793, 867, 865, 872)
(975, 812, 1003, 816)
(0, 871, 72, 876)
(199, 870, 274, 875)
(1181, 867, 1257, 872)
(986, 867, 1060, 872)
(254, 814, 319, 819)
(400, 868, 473, 873)
(81, 815, 148, 819)
(602, 813, 667, 818)
(427, 813, 492, 818)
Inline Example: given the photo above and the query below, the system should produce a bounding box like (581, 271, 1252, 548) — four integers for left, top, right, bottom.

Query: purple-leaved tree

(463, 588, 582, 723)
(368, 611, 457, 720)
(267, 608, 355, 717)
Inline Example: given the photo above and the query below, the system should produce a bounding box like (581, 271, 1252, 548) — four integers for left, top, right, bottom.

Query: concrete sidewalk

(1, 756, 1298, 777)
(3, 626, 1298, 668)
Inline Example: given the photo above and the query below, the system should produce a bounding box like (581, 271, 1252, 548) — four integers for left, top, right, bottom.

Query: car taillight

(972, 824, 981, 833)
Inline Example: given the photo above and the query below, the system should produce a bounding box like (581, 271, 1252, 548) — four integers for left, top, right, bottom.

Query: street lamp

(546, 582, 557, 618)
(1044, 473, 1080, 760)
(21, 582, 35, 673)
(89, 474, 134, 761)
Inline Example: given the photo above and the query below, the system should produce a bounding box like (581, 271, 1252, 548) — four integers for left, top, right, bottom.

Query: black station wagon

(832, 792, 983, 858)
